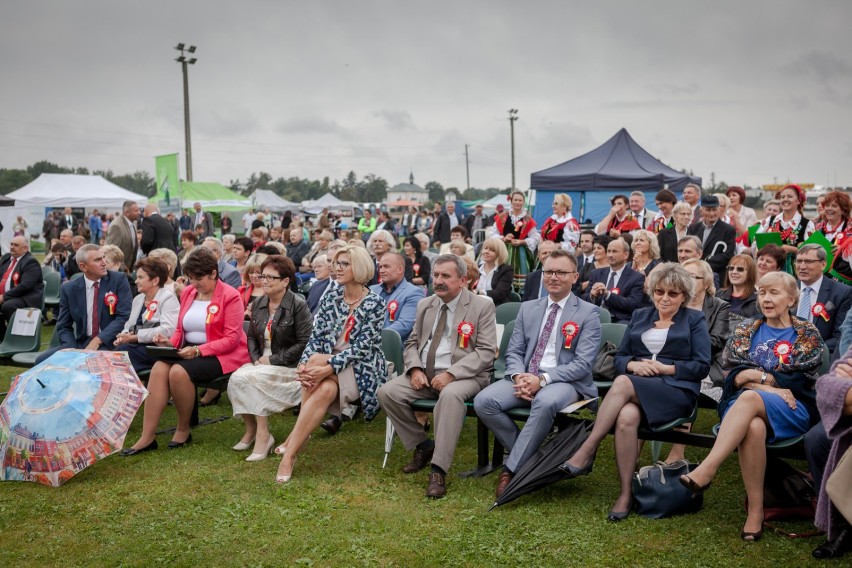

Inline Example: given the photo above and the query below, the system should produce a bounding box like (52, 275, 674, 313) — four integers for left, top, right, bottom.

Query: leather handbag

(632, 459, 703, 518)
(826, 446, 852, 525)
(592, 341, 618, 383)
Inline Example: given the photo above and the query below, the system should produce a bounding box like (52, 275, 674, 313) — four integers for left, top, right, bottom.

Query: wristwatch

(760, 371, 767, 385)
(539, 375, 547, 388)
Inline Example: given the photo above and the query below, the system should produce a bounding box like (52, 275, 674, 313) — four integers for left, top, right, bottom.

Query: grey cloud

(373, 109, 415, 131)
(277, 116, 349, 136)
(781, 51, 852, 83)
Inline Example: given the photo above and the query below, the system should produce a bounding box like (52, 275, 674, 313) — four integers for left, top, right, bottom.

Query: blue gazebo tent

(529, 128, 702, 225)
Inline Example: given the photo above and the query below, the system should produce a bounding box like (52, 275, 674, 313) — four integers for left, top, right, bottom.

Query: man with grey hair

(432, 202, 463, 248)
(795, 243, 851, 356)
(194, 201, 215, 238)
(201, 237, 242, 288)
(378, 254, 496, 498)
(628, 191, 653, 231)
(36, 244, 132, 363)
(140, 202, 175, 255)
(105, 199, 140, 271)
(682, 183, 702, 224)
(0, 237, 44, 338)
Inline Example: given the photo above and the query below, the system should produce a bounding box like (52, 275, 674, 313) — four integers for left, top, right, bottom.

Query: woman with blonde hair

(630, 230, 661, 275)
(238, 253, 268, 311)
(274, 245, 387, 483)
(540, 193, 580, 253)
(476, 237, 513, 306)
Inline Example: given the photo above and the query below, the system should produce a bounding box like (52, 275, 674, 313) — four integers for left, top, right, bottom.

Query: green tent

(155, 181, 251, 212)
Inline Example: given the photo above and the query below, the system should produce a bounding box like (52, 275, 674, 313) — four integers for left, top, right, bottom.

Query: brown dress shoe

(426, 471, 446, 498)
(495, 471, 513, 499)
(402, 445, 434, 474)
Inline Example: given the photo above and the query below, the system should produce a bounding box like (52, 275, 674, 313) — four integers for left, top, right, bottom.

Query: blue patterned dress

(300, 285, 387, 420)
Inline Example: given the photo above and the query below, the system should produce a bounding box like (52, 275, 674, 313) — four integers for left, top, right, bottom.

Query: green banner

(155, 153, 180, 207)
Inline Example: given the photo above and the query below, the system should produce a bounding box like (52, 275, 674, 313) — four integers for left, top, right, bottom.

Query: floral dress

(816, 217, 852, 285)
(486, 211, 540, 294)
(540, 213, 580, 254)
(755, 212, 815, 275)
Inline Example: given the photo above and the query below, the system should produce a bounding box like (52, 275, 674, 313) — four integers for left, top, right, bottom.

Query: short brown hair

(183, 247, 219, 279)
(180, 230, 196, 242)
(135, 258, 170, 288)
(261, 255, 296, 283)
(544, 248, 577, 269)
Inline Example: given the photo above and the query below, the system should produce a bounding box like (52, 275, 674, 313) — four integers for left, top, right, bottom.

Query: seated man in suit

(582, 237, 645, 323)
(36, 244, 132, 363)
(523, 240, 558, 301)
(378, 255, 497, 498)
(686, 194, 735, 284)
(202, 237, 242, 289)
(795, 244, 851, 357)
(475, 250, 600, 498)
(306, 254, 333, 315)
(0, 237, 45, 337)
(677, 235, 720, 289)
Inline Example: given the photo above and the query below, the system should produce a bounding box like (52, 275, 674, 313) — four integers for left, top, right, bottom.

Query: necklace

(344, 287, 366, 306)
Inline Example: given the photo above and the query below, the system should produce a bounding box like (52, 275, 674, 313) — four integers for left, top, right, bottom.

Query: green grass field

(0, 326, 837, 567)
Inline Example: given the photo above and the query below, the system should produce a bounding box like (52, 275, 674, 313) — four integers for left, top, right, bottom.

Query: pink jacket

(171, 282, 249, 374)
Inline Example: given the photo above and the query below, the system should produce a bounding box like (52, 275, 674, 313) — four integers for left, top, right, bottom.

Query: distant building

(387, 172, 428, 204)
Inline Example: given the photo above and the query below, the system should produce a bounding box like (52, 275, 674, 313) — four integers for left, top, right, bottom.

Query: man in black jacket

(432, 201, 463, 248)
(0, 237, 45, 337)
(141, 203, 177, 254)
(686, 194, 735, 283)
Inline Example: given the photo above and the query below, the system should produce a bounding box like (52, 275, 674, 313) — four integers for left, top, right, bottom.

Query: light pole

(508, 109, 518, 190)
(464, 144, 471, 191)
(175, 43, 197, 181)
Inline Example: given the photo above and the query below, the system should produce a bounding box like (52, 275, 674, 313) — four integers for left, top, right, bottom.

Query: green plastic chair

(495, 302, 521, 325)
(711, 422, 804, 450)
(70, 272, 84, 281)
(0, 309, 44, 359)
(43, 271, 61, 308)
(381, 329, 404, 375)
(648, 401, 699, 463)
(819, 348, 830, 375)
(41, 265, 56, 278)
(492, 319, 516, 381)
(11, 326, 60, 368)
(507, 291, 522, 303)
(598, 307, 612, 324)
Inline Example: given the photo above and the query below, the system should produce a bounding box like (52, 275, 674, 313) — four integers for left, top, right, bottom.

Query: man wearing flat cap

(686, 194, 736, 282)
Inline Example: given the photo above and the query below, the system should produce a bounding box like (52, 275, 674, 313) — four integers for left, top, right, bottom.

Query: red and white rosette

(812, 302, 830, 322)
(457, 321, 474, 348)
(144, 300, 158, 321)
(387, 300, 399, 322)
(343, 315, 355, 342)
(561, 321, 579, 349)
(206, 304, 219, 324)
(774, 340, 793, 365)
(12, 272, 19, 285)
(104, 292, 118, 315)
(514, 220, 524, 231)
(266, 320, 273, 335)
(610, 288, 621, 295)
(412, 263, 420, 277)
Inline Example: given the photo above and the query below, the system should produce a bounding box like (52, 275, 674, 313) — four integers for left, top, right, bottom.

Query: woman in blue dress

(680, 271, 825, 542)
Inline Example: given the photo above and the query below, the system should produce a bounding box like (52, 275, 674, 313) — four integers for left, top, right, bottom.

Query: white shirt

(448, 212, 459, 230)
(84, 276, 101, 337)
(183, 300, 210, 344)
(419, 293, 462, 375)
(477, 264, 498, 293)
(536, 294, 571, 381)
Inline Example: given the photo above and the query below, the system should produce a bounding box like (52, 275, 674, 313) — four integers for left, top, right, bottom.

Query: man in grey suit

(378, 254, 497, 499)
(474, 249, 600, 498)
(105, 200, 140, 271)
(193, 202, 215, 238)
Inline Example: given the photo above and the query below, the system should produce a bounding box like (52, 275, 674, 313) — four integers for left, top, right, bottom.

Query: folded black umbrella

(490, 418, 590, 509)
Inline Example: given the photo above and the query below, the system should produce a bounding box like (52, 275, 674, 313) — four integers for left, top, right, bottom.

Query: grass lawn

(0, 327, 836, 567)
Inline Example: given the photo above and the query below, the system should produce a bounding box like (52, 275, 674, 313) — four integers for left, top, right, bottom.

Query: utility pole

(508, 109, 518, 190)
(464, 144, 471, 191)
(175, 43, 197, 181)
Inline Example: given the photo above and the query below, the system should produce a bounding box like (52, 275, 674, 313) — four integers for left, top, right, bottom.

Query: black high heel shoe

(679, 474, 711, 496)
(741, 526, 764, 542)
(607, 500, 634, 522)
(120, 439, 158, 456)
(199, 392, 221, 407)
(168, 433, 193, 449)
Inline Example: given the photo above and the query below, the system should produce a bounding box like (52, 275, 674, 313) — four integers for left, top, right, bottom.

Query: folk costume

(488, 210, 540, 294)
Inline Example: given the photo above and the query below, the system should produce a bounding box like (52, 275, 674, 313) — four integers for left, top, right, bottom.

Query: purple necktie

(529, 303, 559, 375)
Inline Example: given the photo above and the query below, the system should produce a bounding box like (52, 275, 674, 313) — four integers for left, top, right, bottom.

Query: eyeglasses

(795, 258, 822, 266)
(727, 266, 746, 273)
(258, 274, 283, 281)
(691, 275, 704, 280)
(653, 288, 682, 299)
(333, 261, 351, 269)
(542, 270, 576, 279)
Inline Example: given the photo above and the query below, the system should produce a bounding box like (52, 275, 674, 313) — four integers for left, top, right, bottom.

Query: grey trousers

(473, 378, 579, 473)
(378, 374, 485, 473)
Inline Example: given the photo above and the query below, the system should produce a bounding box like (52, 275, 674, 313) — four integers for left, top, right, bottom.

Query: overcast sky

(1, 1, 850, 192)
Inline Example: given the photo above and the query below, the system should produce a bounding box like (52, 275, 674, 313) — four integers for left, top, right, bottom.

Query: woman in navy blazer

(560, 263, 711, 521)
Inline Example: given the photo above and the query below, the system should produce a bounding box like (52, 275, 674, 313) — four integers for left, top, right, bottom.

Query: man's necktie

(91, 281, 100, 337)
(0, 257, 18, 291)
(798, 286, 813, 322)
(606, 271, 616, 291)
(529, 303, 559, 376)
(425, 304, 448, 379)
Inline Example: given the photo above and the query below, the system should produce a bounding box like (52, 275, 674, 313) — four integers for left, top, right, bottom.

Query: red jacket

(171, 281, 249, 374)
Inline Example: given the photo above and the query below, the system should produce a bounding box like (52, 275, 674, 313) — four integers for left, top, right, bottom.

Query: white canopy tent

(250, 189, 300, 212)
(302, 193, 357, 214)
(8, 174, 149, 209)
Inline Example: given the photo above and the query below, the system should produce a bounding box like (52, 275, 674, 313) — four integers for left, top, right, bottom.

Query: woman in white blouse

(114, 258, 180, 372)
(475, 237, 514, 306)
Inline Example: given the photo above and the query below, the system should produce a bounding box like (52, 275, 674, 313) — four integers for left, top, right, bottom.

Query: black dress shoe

(679, 474, 711, 497)
(167, 433, 192, 449)
(558, 460, 593, 479)
(813, 528, 852, 559)
(321, 415, 342, 435)
(199, 392, 221, 407)
(120, 439, 158, 456)
(607, 500, 633, 522)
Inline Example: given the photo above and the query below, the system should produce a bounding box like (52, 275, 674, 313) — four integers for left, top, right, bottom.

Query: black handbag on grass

(632, 459, 704, 518)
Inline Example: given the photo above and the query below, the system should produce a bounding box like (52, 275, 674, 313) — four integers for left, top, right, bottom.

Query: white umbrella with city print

(0, 349, 148, 486)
